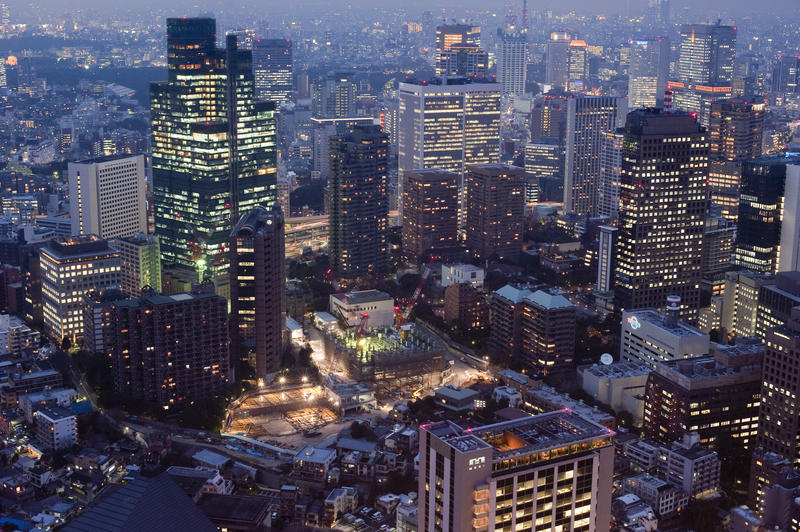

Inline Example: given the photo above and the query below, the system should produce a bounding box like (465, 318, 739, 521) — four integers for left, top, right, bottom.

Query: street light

(279, 376, 286, 384)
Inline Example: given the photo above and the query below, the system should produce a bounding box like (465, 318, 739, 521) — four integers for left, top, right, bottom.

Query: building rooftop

(331, 290, 392, 306)
(197, 493, 275, 525)
(624, 308, 706, 338)
(653, 353, 762, 391)
(435, 385, 479, 401)
(42, 235, 117, 261)
(295, 446, 336, 463)
(424, 410, 612, 463)
(192, 449, 230, 469)
(61, 473, 217, 532)
(34, 406, 74, 422)
(524, 290, 574, 310)
(494, 284, 534, 304)
(580, 361, 651, 379)
(73, 153, 143, 165)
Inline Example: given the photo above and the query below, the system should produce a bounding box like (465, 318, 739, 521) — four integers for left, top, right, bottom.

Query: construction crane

(401, 258, 434, 322)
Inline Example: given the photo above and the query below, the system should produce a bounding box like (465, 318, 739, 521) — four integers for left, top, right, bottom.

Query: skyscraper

(563, 95, 627, 215)
(615, 110, 709, 322)
(313, 72, 357, 118)
(401, 169, 459, 261)
(518, 290, 576, 376)
(328, 125, 389, 279)
(230, 204, 285, 381)
(418, 411, 614, 532)
(397, 78, 501, 224)
(435, 24, 481, 77)
(68, 154, 147, 239)
(669, 23, 737, 126)
(438, 45, 488, 79)
(524, 138, 562, 204)
(628, 38, 670, 109)
(566, 39, 589, 92)
(497, 31, 527, 96)
(707, 98, 765, 220)
(545, 31, 571, 90)
(530, 92, 569, 141)
(734, 156, 800, 273)
(151, 18, 277, 282)
(465, 164, 525, 262)
(598, 129, 624, 220)
(772, 55, 800, 94)
(253, 38, 293, 105)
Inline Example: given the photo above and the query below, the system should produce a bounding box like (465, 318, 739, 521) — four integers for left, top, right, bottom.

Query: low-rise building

(622, 473, 689, 518)
(579, 361, 650, 425)
(396, 494, 418, 532)
(658, 433, 721, 498)
(329, 290, 394, 328)
(293, 446, 336, 483)
(323, 379, 377, 416)
(441, 263, 485, 288)
(33, 406, 77, 452)
(434, 385, 479, 412)
(492, 385, 522, 407)
(523, 383, 617, 428)
(19, 387, 77, 423)
(324, 486, 358, 526)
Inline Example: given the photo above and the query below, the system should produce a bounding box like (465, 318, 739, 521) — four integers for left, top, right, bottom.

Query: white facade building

(68, 154, 147, 239)
(441, 263, 485, 288)
(620, 307, 710, 370)
(34, 406, 77, 452)
(329, 290, 395, 329)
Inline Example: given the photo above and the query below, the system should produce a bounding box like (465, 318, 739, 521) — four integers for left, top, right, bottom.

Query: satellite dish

(600, 353, 614, 365)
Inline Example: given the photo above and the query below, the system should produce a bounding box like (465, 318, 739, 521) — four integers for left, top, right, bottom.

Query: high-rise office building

(628, 38, 670, 109)
(225, 28, 256, 50)
(397, 78, 501, 224)
(465, 164, 525, 262)
(107, 284, 228, 408)
(230, 204, 285, 381)
(438, 45, 488, 79)
(596, 225, 618, 296)
(772, 55, 800, 94)
(734, 156, 800, 273)
(750, 306, 800, 509)
(110, 233, 162, 297)
(435, 24, 481, 77)
(564, 95, 627, 215)
(68, 154, 147, 239)
(253, 38, 293, 105)
(524, 138, 562, 204)
(497, 31, 527, 96)
(41, 236, 121, 341)
(707, 98, 764, 221)
(418, 411, 614, 532)
(566, 40, 589, 92)
(648, 0, 670, 27)
(401, 169, 459, 261)
(545, 31, 572, 90)
(151, 18, 277, 281)
(598, 129, 624, 220)
(328, 125, 389, 279)
(530, 92, 568, 141)
(615, 110, 708, 321)
(669, 23, 737, 127)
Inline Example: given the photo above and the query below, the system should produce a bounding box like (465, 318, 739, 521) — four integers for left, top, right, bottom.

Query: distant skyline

(6, 0, 800, 24)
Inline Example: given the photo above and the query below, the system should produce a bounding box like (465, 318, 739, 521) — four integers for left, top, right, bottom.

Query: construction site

(322, 324, 451, 395)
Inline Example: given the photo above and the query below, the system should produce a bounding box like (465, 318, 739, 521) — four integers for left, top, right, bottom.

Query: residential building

(622, 473, 688, 518)
(68, 154, 147, 239)
(293, 446, 336, 482)
(489, 284, 533, 359)
(518, 290, 576, 376)
(497, 31, 527, 96)
(110, 233, 162, 297)
(328, 125, 389, 279)
(433, 385, 479, 412)
(40, 236, 121, 340)
(151, 18, 277, 281)
(464, 164, 525, 262)
(657, 433, 721, 498)
(107, 284, 229, 408)
(0, 313, 40, 357)
(33, 406, 77, 452)
(401, 169, 459, 261)
(564, 95, 627, 216)
(443, 282, 488, 330)
(614, 110, 708, 321)
(643, 339, 763, 446)
(418, 411, 614, 531)
(230, 205, 286, 381)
